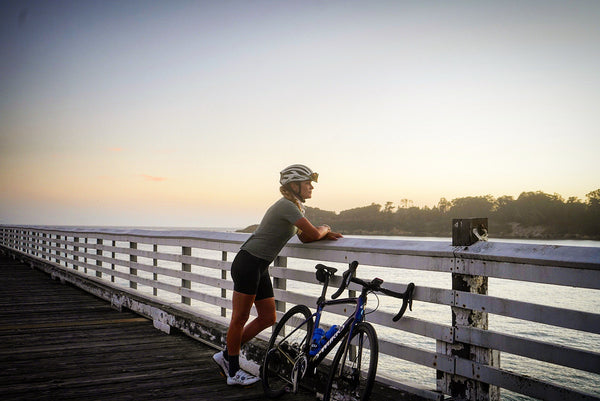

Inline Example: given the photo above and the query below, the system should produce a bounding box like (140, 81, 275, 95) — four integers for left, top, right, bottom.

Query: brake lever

(392, 283, 415, 322)
(331, 260, 359, 299)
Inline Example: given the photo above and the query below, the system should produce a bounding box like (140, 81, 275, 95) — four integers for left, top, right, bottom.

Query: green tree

(449, 195, 496, 218)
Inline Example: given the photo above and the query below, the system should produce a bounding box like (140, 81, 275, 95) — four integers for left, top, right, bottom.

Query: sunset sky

(1, 0, 599, 228)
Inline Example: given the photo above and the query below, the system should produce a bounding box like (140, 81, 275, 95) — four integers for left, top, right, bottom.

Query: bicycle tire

(324, 322, 378, 401)
(262, 304, 314, 398)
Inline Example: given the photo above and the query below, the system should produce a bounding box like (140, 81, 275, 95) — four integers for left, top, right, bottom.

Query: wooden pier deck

(0, 254, 316, 401)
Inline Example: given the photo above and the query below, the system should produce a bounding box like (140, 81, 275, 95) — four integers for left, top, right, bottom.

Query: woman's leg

(240, 297, 276, 344)
(227, 290, 256, 357)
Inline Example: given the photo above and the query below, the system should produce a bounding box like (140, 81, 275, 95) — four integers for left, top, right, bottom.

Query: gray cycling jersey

(241, 197, 304, 262)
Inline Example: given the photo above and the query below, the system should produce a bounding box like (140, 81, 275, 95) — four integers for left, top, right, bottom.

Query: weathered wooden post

(41, 233, 47, 260)
(153, 244, 158, 296)
(84, 237, 88, 273)
(96, 238, 103, 278)
(111, 240, 116, 283)
(437, 218, 500, 401)
(129, 242, 137, 289)
(53, 234, 58, 263)
(73, 237, 79, 271)
(273, 256, 287, 317)
(221, 251, 227, 317)
(182, 246, 192, 305)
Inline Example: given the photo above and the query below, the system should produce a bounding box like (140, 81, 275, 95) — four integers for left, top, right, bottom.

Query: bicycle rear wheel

(262, 304, 314, 398)
(324, 322, 378, 401)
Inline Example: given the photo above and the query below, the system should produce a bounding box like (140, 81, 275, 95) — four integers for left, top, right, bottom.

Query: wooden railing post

(57, 234, 62, 265)
(53, 233, 57, 263)
(182, 246, 191, 305)
(111, 240, 116, 283)
(96, 239, 103, 278)
(41, 233, 47, 260)
(35, 230, 40, 258)
(73, 237, 79, 271)
(438, 218, 500, 401)
(84, 237, 88, 273)
(129, 242, 137, 289)
(153, 244, 158, 296)
(221, 251, 227, 317)
(273, 256, 287, 315)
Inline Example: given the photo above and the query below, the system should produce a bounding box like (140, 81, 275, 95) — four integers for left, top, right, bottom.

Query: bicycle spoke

(262, 305, 314, 398)
(325, 323, 378, 401)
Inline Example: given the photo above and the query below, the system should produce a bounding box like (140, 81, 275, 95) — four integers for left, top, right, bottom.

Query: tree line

(303, 189, 600, 239)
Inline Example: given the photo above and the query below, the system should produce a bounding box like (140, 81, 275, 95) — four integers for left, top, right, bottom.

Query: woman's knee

(230, 308, 251, 327)
(259, 309, 277, 327)
(255, 297, 277, 326)
(230, 291, 255, 326)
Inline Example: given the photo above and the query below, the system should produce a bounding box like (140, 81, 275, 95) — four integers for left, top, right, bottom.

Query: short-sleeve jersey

(240, 197, 304, 262)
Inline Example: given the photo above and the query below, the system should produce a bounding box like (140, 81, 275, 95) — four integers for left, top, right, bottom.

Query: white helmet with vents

(279, 164, 318, 186)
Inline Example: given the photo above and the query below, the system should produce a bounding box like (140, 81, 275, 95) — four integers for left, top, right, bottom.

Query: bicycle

(261, 260, 415, 401)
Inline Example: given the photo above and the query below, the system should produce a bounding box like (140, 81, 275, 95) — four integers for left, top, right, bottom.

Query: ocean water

(74, 229, 600, 400)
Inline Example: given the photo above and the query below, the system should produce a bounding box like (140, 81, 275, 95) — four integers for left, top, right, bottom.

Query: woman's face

(297, 180, 314, 200)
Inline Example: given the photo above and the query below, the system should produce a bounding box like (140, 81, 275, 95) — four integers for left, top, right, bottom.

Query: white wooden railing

(1, 225, 599, 401)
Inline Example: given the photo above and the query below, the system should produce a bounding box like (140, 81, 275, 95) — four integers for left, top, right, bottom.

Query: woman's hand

(295, 218, 342, 243)
(324, 230, 343, 240)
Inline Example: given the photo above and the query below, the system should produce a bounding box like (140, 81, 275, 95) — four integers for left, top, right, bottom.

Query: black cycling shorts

(231, 250, 274, 301)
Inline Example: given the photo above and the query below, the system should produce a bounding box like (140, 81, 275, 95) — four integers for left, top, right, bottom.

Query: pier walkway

(0, 254, 316, 401)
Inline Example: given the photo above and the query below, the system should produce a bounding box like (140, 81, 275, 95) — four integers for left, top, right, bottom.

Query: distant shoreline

(235, 224, 600, 241)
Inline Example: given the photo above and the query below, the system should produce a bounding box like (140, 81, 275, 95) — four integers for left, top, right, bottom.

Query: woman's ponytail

(280, 186, 304, 212)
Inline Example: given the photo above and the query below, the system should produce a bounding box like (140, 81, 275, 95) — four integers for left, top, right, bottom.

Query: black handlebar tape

(331, 261, 359, 299)
(392, 283, 415, 322)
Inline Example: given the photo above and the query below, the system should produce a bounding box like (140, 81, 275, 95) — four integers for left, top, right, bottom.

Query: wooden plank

(455, 326, 600, 374)
(0, 255, 317, 401)
(455, 291, 600, 334)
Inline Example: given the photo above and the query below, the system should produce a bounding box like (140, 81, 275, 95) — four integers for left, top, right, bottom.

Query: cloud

(141, 174, 167, 182)
(109, 147, 124, 152)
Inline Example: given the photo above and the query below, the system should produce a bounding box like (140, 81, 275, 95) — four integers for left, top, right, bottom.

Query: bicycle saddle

(315, 264, 337, 283)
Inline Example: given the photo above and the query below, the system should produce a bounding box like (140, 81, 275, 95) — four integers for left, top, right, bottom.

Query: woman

(213, 164, 343, 386)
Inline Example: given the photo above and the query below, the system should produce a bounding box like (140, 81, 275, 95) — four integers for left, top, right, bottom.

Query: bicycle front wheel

(324, 322, 378, 401)
(262, 304, 314, 398)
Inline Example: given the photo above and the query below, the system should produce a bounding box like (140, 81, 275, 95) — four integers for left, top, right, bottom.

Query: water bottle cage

(309, 326, 338, 356)
(309, 328, 326, 356)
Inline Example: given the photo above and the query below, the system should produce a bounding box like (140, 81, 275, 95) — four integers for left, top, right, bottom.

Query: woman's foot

(226, 369, 260, 386)
(212, 351, 229, 377)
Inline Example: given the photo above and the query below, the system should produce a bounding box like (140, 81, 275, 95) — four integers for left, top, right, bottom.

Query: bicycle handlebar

(388, 282, 415, 321)
(330, 260, 415, 321)
(331, 260, 358, 299)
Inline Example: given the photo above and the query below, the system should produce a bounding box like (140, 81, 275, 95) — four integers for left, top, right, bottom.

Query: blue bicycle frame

(307, 273, 368, 367)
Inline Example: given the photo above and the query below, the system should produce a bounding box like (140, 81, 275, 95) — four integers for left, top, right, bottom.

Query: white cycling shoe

(227, 369, 260, 386)
(212, 351, 229, 377)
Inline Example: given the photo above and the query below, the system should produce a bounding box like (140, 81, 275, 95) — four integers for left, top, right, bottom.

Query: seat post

(317, 272, 330, 305)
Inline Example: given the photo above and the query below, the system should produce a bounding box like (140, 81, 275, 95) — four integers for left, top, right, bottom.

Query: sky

(1, 0, 599, 228)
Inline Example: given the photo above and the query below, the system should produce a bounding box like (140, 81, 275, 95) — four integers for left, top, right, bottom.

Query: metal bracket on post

(452, 218, 488, 247)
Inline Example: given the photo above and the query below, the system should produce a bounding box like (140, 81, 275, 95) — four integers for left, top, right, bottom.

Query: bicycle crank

(291, 354, 308, 393)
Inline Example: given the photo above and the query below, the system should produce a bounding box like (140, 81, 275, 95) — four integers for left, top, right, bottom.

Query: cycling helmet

(279, 164, 318, 186)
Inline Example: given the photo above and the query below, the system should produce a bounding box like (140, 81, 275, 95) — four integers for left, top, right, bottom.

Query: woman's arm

(294, 217, 343, 243)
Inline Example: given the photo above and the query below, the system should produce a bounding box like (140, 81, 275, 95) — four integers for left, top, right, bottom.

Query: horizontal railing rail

(1, 225, 599, 401)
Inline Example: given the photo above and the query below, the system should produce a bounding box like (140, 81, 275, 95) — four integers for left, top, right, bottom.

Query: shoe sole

(227, 380, 259, 388)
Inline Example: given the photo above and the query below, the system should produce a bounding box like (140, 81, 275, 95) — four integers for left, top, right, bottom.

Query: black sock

(228, 354, 240, 377)
(223, 348, 228, 359)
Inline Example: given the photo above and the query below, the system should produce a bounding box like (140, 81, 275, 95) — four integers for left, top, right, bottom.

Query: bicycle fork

(335, 297, 366, 379)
